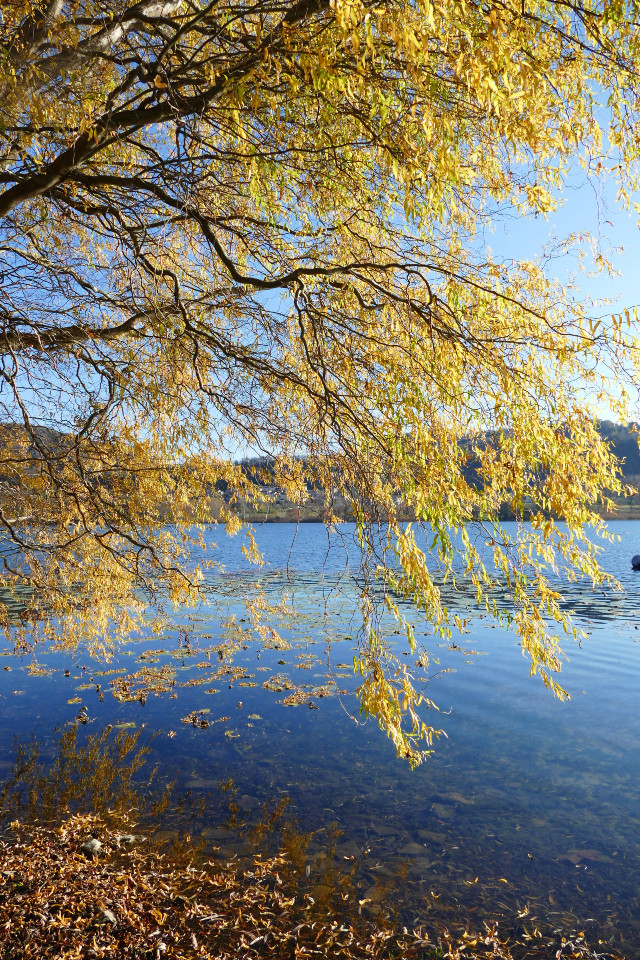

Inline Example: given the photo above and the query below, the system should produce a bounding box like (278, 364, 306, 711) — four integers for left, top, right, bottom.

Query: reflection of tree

(0, 724, 174, 827)
(0, 805, 614, 960)
(216, 779, 391, 930)
(0, 753, 615, 959)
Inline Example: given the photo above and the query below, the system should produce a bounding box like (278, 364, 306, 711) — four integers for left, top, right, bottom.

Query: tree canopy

(1, 0, 640, 761)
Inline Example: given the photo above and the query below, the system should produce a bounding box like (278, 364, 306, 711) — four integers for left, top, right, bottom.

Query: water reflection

(0, 713, 636, 958)
(0, 523, 639, 956)
(0, 724, 178, 829)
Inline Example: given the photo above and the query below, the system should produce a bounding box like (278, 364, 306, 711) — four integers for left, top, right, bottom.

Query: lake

(1, 520, 639, 955)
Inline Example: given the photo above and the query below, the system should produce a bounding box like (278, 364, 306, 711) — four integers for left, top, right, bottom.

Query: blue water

(1, 521, 640, 953)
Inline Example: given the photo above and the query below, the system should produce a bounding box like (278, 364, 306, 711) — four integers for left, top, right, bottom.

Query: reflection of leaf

(67, 697, 82, 704)
(113, 722, 136, 730)
(224, 730, 240, 738)
(248, 714, 262, 720)
(75, 683, 94, 691)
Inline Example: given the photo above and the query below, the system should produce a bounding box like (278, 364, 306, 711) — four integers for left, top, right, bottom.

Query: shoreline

(0, 813, 627, 960)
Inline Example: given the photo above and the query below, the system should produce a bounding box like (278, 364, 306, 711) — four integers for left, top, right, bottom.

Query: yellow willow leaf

(0, 0, 636, 760)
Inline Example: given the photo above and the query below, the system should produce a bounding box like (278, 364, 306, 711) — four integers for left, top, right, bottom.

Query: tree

(0, 0, 639, 761)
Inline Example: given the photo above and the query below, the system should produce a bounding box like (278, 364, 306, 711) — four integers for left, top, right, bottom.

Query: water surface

(1, 521, 639, 954)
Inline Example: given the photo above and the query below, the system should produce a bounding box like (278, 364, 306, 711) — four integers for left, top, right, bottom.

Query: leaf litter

(0, 814, 628, 960)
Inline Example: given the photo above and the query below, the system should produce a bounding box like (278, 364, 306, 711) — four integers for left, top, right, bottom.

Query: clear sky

(487, 169, 640, 313)
(479, 166, 640, 422)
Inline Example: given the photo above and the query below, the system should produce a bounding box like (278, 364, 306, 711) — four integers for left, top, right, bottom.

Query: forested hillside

(598, 422, 640, 478)
(2, 422, 637, 523)
(227, 422, 640, 522)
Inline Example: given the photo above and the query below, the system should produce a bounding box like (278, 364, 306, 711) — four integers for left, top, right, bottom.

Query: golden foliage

(0, 0, 639, 759)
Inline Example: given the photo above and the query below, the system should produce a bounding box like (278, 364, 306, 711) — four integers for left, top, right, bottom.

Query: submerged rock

(431, 802, 455, 819)
(334, 840, 362, 860)
(398, 842, 428, 856)
(632, 555, 640, 570)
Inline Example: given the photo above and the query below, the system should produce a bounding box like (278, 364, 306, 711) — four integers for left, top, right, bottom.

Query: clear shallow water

(1, 521, 640, 954)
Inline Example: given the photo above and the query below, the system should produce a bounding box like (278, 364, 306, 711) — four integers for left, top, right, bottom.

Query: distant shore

(207, 492, 640, 524)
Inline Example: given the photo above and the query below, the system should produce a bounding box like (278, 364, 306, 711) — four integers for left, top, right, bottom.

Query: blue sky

(480, 167, 640, 422)
(487, 169, 640, 313)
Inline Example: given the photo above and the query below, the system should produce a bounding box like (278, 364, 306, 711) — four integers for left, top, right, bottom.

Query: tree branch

(0, 313, 142, 354)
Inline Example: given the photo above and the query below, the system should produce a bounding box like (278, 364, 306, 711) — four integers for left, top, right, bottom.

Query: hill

(222, 422, 640, 523)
